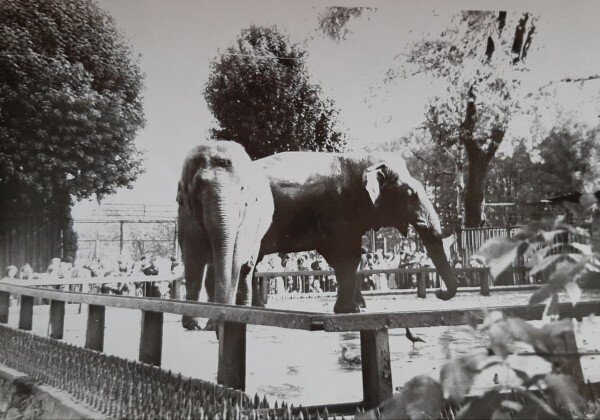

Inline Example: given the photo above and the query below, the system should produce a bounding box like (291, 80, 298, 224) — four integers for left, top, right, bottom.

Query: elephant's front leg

(180, 233, 213, 330)
(324, 241, 362, 313)
(331, 259, 362, 313)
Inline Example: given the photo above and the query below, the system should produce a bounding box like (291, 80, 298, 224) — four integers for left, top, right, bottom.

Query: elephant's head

(363, 161, 458, 300)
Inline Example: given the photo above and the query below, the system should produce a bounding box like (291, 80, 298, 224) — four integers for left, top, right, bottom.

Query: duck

(341, 345, 361, 365)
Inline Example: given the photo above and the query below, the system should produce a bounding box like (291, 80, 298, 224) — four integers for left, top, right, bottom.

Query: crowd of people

(3, 254, 185, 299)
(3, 245, 465, 299)
(254, 245, 444, 294)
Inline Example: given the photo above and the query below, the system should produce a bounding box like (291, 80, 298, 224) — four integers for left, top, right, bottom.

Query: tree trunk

(463, 155, 489, 227)
(56, 190, 78, 263)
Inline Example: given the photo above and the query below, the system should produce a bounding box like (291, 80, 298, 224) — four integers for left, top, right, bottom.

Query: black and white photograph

(1, 0, 599, 418)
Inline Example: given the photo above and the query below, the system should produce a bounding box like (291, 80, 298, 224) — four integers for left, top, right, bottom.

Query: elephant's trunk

(415, 227, 458, 300)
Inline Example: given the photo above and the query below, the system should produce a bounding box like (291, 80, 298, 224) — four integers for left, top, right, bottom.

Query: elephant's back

(255, 152, 342, 186)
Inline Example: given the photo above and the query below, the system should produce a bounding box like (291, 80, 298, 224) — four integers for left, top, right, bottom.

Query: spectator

(5, 265, 18, 279)
(117, 257, 132, 275)
(46, 257, 62, 278)
(310, 278, 323, 293)
(72, 260, 91, 279)
(19, 264, 34, 280)
(311, 257, 326, 291)
(143, 257, 159, 276)
(286, 278, 297, 293)
(278, 253, 295, 293)
(297, 256, 310, 293)
(84, 258, 104, 277)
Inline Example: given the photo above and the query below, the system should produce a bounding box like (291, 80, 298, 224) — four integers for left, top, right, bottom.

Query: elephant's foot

(334, 298, 361, 314)
(435, 287, 457, 301)
(182, 315, 205, 330)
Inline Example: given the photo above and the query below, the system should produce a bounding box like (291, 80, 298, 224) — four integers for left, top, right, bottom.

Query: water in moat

(7, 290, 600, 406)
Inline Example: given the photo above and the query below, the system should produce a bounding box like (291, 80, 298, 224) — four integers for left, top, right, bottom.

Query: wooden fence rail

(254, 266, 536, 299)
(0, 278, 597, 410)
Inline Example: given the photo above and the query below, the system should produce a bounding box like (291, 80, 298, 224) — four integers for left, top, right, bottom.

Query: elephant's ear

(363, 163, 385, 205)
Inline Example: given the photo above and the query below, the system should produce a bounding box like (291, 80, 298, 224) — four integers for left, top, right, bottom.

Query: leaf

(540, 230, 563, 243)
(401, 376, 445, 420)
(456, 390, 505, 419)
(367, 376, 445, 420)
(506, 355, 552, 383)
(490, 409, 512, 420)
(542, 293, 560, 319)
(554, 221, 590, 238)
(511, 368, 530, 384)
(529, 253, 581, 276)
(529, 258, 592, 306)
(500, 400, 523, 412)
(440, 354, 494, 402)
(474, 237, 524, 279)
(544, 374, 585, 418)
(529, 283, 557, 306)
(568, 242, 592, 256)
(515, 403, 559, 419)
(563, 281, 581, 306)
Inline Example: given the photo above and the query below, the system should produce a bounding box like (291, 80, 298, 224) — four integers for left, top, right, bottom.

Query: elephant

(177, 141, 274, 330)
(251, 151, 458, 313)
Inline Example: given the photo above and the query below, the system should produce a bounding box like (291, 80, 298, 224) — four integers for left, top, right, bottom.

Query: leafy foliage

(204, 25, 346, 159)
(386, 11, 538, 226)
(317, 7, 375, 42)
(0, 0, 145, 207)
(360, 219, 597, 419)
(474, 217, 598, 309)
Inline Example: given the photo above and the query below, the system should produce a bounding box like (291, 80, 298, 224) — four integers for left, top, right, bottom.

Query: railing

(0, 276, 597, 410)
(254, 266, 538, 300)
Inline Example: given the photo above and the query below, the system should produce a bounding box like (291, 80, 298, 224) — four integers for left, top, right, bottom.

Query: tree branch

(511, 13, 529, 64)
(538, 74, 600, 90)
(411, 151, 438, 169)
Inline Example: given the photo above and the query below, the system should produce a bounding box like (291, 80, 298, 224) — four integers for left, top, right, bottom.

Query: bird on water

(405, 328, 425, 346)
(341, 345, 361, 365)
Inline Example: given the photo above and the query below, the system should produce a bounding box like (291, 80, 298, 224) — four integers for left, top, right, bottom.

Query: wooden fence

(254, 266, 538, 300)
(0, 276, 597, 411)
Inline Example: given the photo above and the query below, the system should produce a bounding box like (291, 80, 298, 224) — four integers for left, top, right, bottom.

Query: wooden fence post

(139, 310, 163, 366)
(360, 328, 393, 409)
(479, 268, 490, 296)
(217, 321, 246, 391)
(49, 299, 65, 339)
(172, 280, 181, 300)
(555, 325, 585, 381)
(18, 295, 33, 330)
(0, 291, 9, 323)
(85, 304, 105, 352)
(417, 273, 426, 298)
(119, 221, 124, 254)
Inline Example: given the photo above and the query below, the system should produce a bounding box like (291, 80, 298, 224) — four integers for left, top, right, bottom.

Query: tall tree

(402, 11, 537, 227)
(204, 25, 346, 159)
(318, 9, 537, 227)
(0, 0, 146, 261)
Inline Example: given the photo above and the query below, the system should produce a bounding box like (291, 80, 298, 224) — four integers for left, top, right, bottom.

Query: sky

(80, 0, 600, 209)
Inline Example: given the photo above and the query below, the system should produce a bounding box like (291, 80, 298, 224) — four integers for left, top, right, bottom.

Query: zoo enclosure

(0, 276, 597, 412)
